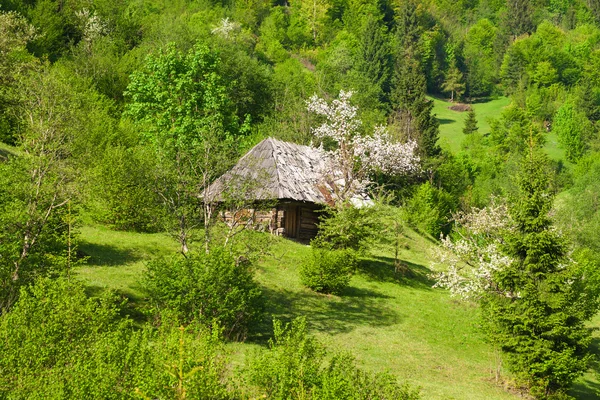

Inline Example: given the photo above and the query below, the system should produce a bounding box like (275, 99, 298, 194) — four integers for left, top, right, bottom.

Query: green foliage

(463, 109, 478, 135)
(86, 145, 164, 232)
(464, 18, 498, 97)
(555, 152, 600, 252)
(246, 317, 420, 400)
(143, 247, 264, 340)
(481, 151, 598, 398)
(405, 182, 455, 238)
(299, 248, 357, 294)
(0, 277, 232, 399)
(311, 205, 383, 252)
(553, 102, 594, 162)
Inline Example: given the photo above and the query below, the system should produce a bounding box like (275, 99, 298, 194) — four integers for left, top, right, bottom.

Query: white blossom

(75, 9, 108, 49)
(211, 18, 241, 39)
(431, 200, 517, 300)
(306, 91, 420, 203)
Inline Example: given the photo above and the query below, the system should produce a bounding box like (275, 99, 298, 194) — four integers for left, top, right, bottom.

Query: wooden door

(284, 206, 298, 238)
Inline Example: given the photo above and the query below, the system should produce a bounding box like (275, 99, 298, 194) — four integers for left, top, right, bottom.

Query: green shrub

(87, 145, 164, 232)
(246, 317, 420, 400)
(143, 247, 264, 340)
(404, 182, 455, 238)
(0, 277, 233, 399)
(312, 205, 383, 252)
(299, 248, 357, 294)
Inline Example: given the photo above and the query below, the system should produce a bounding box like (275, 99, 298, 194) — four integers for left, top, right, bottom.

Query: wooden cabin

(204, 137, 353, 241)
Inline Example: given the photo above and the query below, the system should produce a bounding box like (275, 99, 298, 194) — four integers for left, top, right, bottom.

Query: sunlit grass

(431, 96, 511, 154)
(75, 224, 523, 399)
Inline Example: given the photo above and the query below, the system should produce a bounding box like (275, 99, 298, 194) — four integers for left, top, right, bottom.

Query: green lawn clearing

(431, 96, 511, 154)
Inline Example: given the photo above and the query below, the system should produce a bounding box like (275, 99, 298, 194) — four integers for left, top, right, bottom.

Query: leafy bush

(0, 277, 233, 399)
(404, 182, 455, 238)
(299, 248, 357, 294)
(246, 317, 420, 400)
(143, 247, 264, 340)
(87, 145, 164, 232)
(312, 205, 384, 252)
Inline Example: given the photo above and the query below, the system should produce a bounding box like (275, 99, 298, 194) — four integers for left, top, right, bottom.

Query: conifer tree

(390, 0, 440, 159)
(481, 148, 597, 398)
(355, 16, 392, 104)
(462, 109, 478, 135)
(441, 64, 465, 103)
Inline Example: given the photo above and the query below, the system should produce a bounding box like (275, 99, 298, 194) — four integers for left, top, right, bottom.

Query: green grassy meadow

(74, 223, 594, 400)
(431, 96, 511, 154)
(432, 96, 569, 164)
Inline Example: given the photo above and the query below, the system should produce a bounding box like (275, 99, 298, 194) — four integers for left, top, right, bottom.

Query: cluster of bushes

(246, 317, 420, 400)
(143, 246, 264, 340)
(0, 277, 419, 399)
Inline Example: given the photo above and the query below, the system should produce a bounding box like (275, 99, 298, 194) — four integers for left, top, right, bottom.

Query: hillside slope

(73, 224, 582, 400)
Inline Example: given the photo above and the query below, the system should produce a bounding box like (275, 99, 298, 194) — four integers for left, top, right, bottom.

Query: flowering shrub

(432, 199, 516, 300)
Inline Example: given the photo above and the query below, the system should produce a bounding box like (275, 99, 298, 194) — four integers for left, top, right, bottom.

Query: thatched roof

(205, 137, 334, 204)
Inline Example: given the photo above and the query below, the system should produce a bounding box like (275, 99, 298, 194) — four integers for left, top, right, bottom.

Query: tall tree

(125, 44, 239, 254)
(0, 67, 81, 312)
(390, 1, 440, 159)
(354, 16, 392, 105)
(482, 149, 597, 397)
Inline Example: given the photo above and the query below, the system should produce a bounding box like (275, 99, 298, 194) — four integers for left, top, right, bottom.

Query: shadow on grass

(249, 284, 401, 343)
(79, 241, 141, 266)
(569, 336, 600, 399)
(358, 256, 435, 289)
(437, 118, 456, 125)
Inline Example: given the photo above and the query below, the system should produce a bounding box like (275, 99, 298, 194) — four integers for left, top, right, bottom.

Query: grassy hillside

(75, 224, 589, 400)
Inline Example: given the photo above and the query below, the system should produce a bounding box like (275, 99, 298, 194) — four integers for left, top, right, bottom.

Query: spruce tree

(355, 16, 392, 104)
(482, 149, 596, 398)
(463, 109, 478, 135)
(390, 1, 440, 159)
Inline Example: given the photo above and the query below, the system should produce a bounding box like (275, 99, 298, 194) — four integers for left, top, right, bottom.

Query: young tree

(441, 64, 465, 102)
(125, 43, 239, 254)
(463, 109, 478, 135)
(307, 90, 420, 203)
(553, 102, 593, 163)
(0, 68, 79, 312)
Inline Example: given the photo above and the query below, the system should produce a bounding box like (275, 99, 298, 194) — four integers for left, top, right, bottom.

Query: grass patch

(431, 96, 511, 154)
(76, 225, 177, 301)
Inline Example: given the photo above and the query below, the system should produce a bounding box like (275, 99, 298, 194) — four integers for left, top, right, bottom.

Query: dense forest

(2, 0, 600, 398)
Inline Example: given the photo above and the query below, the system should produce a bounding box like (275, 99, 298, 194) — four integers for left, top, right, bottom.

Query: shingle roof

(205, 137, 333, 203)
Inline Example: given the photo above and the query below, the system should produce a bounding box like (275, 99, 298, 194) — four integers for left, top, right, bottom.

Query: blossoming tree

(306, 90, 420, 203)
(432, 199, 516, 300)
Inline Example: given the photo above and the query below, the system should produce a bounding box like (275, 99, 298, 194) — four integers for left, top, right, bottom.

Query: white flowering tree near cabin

(306, 90, 420, 203)
(432, 199, 518, 300)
